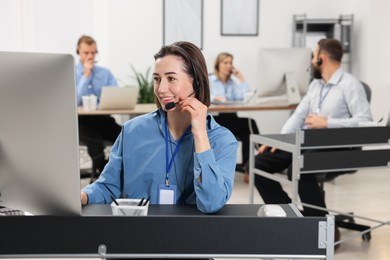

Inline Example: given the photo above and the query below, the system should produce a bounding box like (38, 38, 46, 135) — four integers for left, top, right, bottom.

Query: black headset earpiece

(189, 58, 199, 91)
(316, 58, 323, 66)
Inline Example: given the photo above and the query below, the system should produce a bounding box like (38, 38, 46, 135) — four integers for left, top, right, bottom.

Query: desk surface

(78, 103, 297, 115)
(82, 203, 300, 217)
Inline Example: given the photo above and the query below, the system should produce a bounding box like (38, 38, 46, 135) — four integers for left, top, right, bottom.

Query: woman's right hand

(232, 67, 245, 83)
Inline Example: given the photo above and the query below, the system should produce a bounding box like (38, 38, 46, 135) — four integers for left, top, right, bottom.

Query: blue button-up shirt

(82, 109, 238, 213)
(209, 74, 249, 101)
(75, 62, 117, 105)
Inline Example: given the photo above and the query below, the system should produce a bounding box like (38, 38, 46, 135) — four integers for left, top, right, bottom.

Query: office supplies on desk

(111, 198, 149, 216)
(99, 86, 139, 110)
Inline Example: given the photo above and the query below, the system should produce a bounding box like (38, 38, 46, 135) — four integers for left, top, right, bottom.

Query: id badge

(158, 184, 177, 204)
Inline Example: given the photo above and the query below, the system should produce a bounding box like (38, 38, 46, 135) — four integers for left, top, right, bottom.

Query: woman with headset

(81, 42, 238, 214)
(209, 52, 259, 182)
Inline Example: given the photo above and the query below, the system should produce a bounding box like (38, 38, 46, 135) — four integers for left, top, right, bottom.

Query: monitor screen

(255, 48, 312, 104)
(0, 51, 81, 215)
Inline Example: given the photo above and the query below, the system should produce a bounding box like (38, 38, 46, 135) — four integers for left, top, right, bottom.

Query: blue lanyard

(164, 118, 191, 186)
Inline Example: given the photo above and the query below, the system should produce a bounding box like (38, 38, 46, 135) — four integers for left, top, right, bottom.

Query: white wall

(1, 0, 389, 132)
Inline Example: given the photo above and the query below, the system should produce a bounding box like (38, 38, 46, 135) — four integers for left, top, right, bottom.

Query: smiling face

(153, 55, 194, 112)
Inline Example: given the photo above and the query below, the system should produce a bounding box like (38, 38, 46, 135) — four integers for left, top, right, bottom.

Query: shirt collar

(324, 67, 343, 86)
(156, 108, 216, 135)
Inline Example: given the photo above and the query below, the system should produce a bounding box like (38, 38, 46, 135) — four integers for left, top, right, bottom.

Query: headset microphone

(165, 101, 177, 110)
(164, 88, 198, 110)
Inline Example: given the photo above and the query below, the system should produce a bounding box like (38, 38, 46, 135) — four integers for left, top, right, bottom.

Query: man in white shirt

(253, 38, 372, 217)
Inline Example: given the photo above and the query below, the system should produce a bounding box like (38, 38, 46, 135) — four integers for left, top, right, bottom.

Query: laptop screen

(98, 86, 139, 110)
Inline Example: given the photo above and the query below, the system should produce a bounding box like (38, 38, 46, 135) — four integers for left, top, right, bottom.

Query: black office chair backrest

(360, 81, 371, 103)
(316, 81, 371, 184)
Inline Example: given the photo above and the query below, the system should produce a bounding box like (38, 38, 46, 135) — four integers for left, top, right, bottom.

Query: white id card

(158, 184, 177, 204)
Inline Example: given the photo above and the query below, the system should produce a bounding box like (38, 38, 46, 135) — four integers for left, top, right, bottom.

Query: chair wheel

(362, 232, 371, 241)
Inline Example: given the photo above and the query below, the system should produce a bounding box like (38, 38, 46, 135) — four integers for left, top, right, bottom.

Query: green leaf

(130, 65, 155, 104)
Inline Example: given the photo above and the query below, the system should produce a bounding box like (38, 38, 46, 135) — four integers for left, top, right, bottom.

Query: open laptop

(99, 86, 139, 110)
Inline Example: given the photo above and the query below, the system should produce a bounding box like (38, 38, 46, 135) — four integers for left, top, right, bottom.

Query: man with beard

(251, 38, 372, 218)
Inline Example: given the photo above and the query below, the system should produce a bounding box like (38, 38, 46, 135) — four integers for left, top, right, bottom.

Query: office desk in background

(0, 204, 334, 259)
(77, 103, 297, 115)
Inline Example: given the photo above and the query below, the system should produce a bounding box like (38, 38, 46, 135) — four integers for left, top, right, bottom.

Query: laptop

(99, 86, 139, 110)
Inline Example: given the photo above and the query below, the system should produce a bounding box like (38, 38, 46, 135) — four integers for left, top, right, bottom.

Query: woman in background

(209, 52, 259, 182)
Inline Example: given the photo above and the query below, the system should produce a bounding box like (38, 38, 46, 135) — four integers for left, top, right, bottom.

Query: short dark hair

(76, 35, 98, 54)
(317, 38, 343, 63)
(154, 41, 210, 107)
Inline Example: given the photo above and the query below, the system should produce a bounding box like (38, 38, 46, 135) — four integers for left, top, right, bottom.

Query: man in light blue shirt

(76, 35, 121, 178)
(253, 39, 372, 218)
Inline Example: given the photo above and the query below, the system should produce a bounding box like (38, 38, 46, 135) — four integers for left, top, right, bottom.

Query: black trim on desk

(301, 127, 390, 147)
(0, 214, 325, 257)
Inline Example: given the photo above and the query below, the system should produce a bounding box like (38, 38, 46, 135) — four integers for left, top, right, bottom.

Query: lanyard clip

(165, 178, 169, 187)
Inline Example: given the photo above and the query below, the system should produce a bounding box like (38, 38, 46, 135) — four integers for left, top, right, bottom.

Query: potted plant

(130, 65, 155, 104)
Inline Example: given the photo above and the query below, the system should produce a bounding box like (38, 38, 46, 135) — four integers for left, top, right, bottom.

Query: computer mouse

(257, 204, 287, 217)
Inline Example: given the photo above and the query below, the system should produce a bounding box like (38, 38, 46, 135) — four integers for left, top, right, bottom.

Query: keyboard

(0, 205, 25, 216)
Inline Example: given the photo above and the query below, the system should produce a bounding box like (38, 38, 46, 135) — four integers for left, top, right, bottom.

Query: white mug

(82, 95, 97, 111)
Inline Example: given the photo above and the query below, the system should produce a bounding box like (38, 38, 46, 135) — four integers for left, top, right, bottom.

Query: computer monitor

(0, 51, 81, 215)
(254, 48, 312, 105)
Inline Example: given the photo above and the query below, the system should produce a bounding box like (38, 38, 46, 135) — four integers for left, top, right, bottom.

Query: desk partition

(0, 204, 333, 259)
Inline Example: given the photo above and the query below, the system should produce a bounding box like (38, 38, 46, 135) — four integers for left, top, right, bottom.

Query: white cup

(82, 95, 97, 111)
(89, 95, 97, 110)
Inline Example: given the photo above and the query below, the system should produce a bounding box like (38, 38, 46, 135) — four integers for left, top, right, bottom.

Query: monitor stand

(250, 72, 302, 106)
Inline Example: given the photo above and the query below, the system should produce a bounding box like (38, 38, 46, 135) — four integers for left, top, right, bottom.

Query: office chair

(79, 140, 112, 183)
(316, 81, 372, 241)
